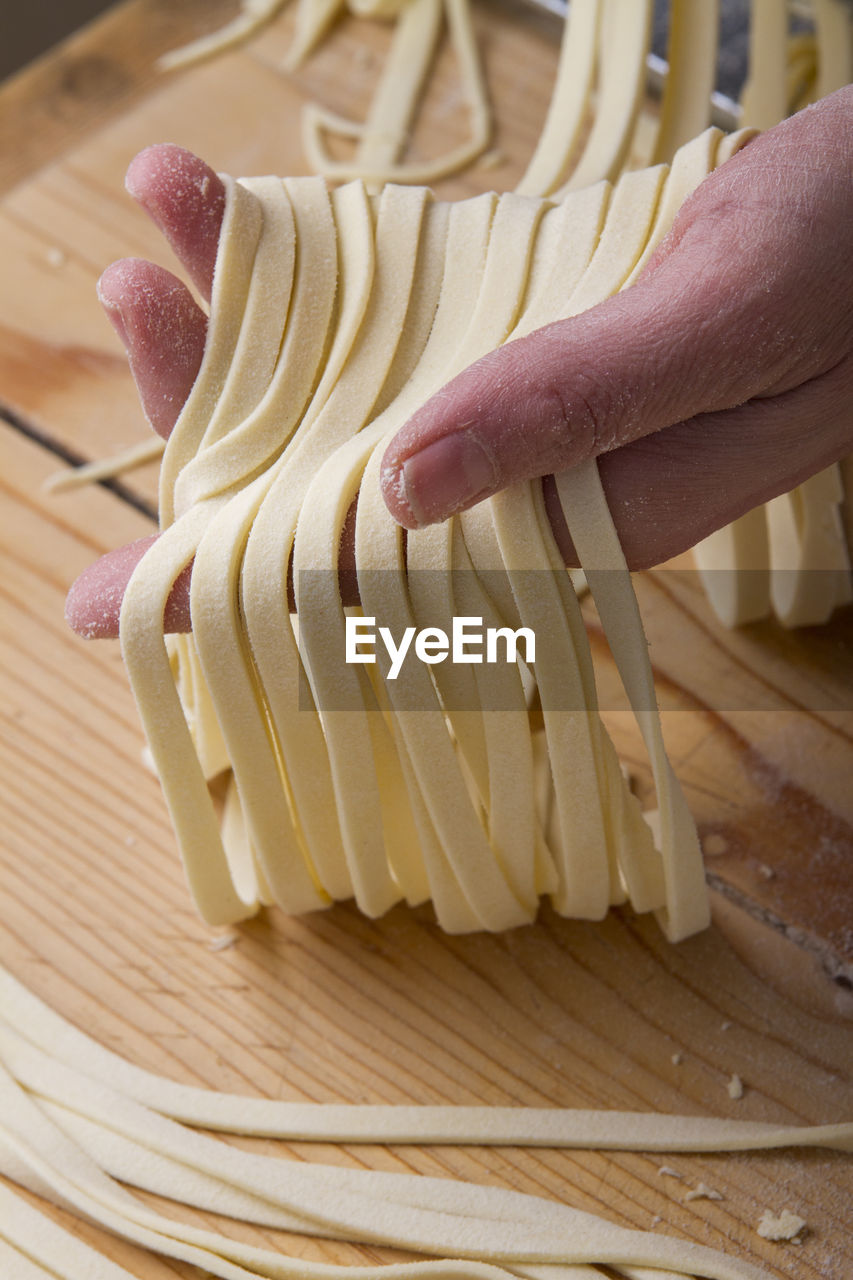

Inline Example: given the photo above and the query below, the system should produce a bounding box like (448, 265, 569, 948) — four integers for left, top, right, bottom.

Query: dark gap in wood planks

(706, 871, 853, 990)
(0, 398, 158, 522)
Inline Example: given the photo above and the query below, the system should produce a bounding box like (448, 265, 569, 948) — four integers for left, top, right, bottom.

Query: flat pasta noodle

(649, 0, 719, 165)
(116, 133, 754, 939)
(302, 0, 492, 185)
(1, 973, 851, 1280)
(36, 8, 853, 1279)
(42, 436, 166, 494)
(4, 965, 849, 1154)
(0, 987, 827, 1280)
(67, 2, 853, 629)
(0, 1066, 769, 1280)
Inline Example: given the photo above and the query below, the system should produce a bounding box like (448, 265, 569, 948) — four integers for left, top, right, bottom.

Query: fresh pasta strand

(35, 9, 853, 1280)
(116, 131, 763, 936)
(302, 0, 491, 184)
(2, 972, 849, 1280)
(0, 1001, 785, 1280)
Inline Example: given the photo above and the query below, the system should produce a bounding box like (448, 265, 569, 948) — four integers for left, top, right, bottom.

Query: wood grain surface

(1, 3, 851, 1278)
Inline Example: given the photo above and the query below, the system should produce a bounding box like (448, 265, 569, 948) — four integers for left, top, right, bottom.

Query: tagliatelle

(42, 437, 166, 494)
(0, 1052, 773, 1280)
(302, 0, 492, 185)
(112, 126, 771, 944)
(65, 2, 853, 607)
(34, 7, 853, 1277)
(2, 966, 851, 1280)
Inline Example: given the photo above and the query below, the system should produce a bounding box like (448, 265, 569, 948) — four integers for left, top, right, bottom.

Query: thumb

(380, 89, 853, 529)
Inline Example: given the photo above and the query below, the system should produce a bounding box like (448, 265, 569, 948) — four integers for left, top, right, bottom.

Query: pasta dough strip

(158, 0, 288, 72)
(302, 0, 491, 184)
(3, 969, 852, 1153)
(556, 461, 707, 943)
(285, 0, 346, 70)
(174, 176, 337, 512)
(489, 165, 671, 918)
(563, 0, 653, 192)
(349, 193, 501, 929)
(357, 0, 444, 186)
(693, 508, 772, 629)
(119, 178, 344, 921)
(651, 0, 719, 165)
(515, 0, 600, 197)
(765, 464, 853, 626)
(188, 178, 351, 903)
(249, 193, 490, 927)
(0, 1179, 141, 1280)
(739, 0, 789, 130)
(291, 184, 431, 915)
(156, 177, 263, 526)
(124, 179, 377, 921)
(187, 179, 335, 912)
(815, 0, 853, 101)
(354, 193, 552, 929)
(0, 1053, 771, 1280)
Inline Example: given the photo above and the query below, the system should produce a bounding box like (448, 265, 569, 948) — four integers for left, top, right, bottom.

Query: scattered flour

(209, 932, 240, 952)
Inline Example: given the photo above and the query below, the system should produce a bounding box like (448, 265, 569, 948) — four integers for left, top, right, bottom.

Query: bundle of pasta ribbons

(154, 0, 853, 631)
(2, 964, 851, 1280)
(119, 127, 748, 939)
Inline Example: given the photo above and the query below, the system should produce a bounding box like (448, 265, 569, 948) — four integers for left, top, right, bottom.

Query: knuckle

(542, 367, 620, 462)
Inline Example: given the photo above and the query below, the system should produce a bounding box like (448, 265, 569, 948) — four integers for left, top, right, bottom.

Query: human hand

(66, 87, 853, 638)
(381, 85, 853, 570)
(66, 144, 225, 637)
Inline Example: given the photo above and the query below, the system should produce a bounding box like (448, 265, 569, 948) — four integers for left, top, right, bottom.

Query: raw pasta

(63, 0, 853, 611)
(23, 10, 853, 1280)
(118, 128, 759, 936)
(2, 965, 850, 1280)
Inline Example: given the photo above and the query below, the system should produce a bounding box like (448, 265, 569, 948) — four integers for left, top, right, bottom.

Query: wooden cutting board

(1, 3, 851, 1277)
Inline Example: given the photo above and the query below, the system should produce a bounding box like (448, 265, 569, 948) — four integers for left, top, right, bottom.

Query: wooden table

(1, 3, 851, 1277)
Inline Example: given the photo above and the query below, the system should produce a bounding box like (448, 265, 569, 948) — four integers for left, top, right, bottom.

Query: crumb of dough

(702, 833, 729, 856)
(756, 1209, 807, 1241)
(720, 1021, 732, 1031)
(727, 1073, 744, 1100)
(758, 862, 775, 879)
(684, 1182, 723, 1203)
(671, 1052, 683, 1065)
(46, 247, 66, 268)
(209, 933, 240, 952)
(657, 1166, 683, 1179)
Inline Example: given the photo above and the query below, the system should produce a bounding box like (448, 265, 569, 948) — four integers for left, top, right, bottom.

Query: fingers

(547, 353, 853, 570)
(125, 144, 226, 301)
(95, 147, 227, 438)
(381, 88, 853, 530)
(67, 353, 853, 640)
(66, 499, 362, 639)
(98, 259, 208, 438)
(95, 145, 227, 436)
(65, 538, 193, 639)
(67, 145, 225, 635)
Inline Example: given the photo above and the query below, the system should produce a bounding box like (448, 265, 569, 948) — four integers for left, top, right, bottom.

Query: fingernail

(400, 432, 497, 527)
